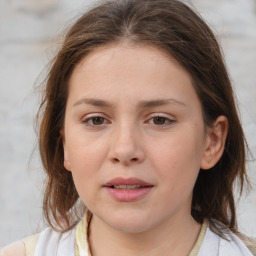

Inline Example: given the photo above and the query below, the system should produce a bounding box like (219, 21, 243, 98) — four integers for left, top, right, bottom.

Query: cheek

(66, 138, 108, 206)
(67, 132, 108, 165)
(65, 134, 109, 190)
(149, 131, 204, 212)
(150, 128, 204, 182)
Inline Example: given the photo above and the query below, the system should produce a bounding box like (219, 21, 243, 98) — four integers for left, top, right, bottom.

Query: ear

(60, 129, 71, 172)
(200, 115, 229, 170)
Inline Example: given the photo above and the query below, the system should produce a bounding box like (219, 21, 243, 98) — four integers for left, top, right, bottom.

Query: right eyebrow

(73, 98, 114, 108)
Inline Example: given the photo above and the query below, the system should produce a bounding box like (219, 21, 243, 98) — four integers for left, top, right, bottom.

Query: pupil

(154, 117, 165, 125)
(93, 117, 104, 125)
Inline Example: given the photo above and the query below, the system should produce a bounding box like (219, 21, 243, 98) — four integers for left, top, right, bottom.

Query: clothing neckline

(75, 212, 208, 256)
(189, 218, 208, 256)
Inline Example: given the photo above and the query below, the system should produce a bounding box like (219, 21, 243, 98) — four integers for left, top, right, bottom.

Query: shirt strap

(75, 210, 92, 256)
(189, 219, 208, 256)
(23, 233, 40, 256)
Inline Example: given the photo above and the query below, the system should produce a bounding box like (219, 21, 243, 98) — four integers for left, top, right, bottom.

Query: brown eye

(153, 116, 168, 125)
(83, 116, 107, 126)
(91, 117, 105, 125)
(148, 116, 174, 126)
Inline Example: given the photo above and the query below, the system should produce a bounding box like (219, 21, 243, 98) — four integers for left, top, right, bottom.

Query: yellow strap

(75, 211, 92, 256)
(23, 234, 40, 256)
(189, 219, 208, 256)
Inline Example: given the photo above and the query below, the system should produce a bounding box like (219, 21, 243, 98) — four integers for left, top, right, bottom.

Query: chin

(103, 211, 154, 234)
(111, 221, 151, 234)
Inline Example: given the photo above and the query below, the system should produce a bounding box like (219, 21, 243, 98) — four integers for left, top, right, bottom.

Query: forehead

(73, 43, 190, 80)
(68, 43, 199, 108)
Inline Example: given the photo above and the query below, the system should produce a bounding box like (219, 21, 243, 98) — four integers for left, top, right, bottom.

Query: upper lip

(104, 177, 153, 187)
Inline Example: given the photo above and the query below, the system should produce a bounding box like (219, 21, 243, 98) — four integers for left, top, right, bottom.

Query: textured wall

(0, 0, 255, 248)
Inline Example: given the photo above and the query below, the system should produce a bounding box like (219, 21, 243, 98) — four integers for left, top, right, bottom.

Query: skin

(0, 241, 25, 256)
(2, 43, 228, 256)
(62, 43, 228, 256)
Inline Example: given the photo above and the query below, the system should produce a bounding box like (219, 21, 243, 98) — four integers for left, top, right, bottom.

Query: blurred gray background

(0, 0, 256, 248)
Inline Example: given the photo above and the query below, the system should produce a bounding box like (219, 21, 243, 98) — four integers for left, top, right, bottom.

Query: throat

(87, 213, 203, 256)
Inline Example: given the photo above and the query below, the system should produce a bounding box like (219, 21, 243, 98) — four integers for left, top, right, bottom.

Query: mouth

(107, 184, 153, 190)
(103, 177, 154, 189)
(103, 177, 154, 202)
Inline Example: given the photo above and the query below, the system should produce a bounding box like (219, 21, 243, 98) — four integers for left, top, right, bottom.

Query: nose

(108, 122, 145, 166)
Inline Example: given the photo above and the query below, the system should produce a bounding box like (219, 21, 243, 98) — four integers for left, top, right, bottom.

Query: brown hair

(38, 0, 250, 235)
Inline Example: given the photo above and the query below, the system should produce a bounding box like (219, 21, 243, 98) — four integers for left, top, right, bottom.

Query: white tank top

(34, 227, 76, 256)
(28, 217, 253, 256)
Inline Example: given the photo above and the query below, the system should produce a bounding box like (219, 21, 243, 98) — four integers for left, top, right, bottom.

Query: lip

(103, 177, 154, 202)
(104, 177, 153, 187)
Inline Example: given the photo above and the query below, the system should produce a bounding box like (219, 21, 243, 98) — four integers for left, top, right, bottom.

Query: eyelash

(82, 115, 175, 127)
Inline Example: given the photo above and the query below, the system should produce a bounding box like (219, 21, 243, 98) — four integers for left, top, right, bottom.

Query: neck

(89, 212, 201, 256)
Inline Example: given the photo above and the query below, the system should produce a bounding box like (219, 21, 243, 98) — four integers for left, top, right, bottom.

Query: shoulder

(0, 240, 26, 256)
(219, 230, 256, 256)
(198, 221, 255, 256)
(0, 233, 40, 256)
(236, 233, 256, 256)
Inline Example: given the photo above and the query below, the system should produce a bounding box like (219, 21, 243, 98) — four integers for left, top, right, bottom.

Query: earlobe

(60, 129, 71, 172)
(200, 116, 229, 170)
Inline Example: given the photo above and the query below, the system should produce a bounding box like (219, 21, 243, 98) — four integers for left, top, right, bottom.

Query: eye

(148, 116, 174, 126)
(83, 116, 108, 126)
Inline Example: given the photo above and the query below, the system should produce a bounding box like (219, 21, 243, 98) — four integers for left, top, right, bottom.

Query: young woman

(1, 0, 255, 255)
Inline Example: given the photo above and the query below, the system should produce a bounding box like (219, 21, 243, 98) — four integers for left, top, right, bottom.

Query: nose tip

(108, 127, 145, 165)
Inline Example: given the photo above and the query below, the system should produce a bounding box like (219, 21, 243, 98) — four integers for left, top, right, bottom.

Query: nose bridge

(113, 118, 138, 152)
(109, 117, 144, 164)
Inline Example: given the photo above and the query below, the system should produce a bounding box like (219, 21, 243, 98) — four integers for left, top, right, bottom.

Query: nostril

(112, 157, 138, 164)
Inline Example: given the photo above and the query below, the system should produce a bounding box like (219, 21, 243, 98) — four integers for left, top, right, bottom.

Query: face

(62, 44, 209, 233)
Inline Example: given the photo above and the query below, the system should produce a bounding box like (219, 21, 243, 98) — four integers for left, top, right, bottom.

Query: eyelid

(81, 113, 175, 127)
(147, 113, 175, 120)
(82, 114, 110, 126)
(146, 113, 176, 125)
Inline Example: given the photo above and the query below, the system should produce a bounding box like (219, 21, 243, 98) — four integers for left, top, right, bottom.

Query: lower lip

(105, 187, 153, 202)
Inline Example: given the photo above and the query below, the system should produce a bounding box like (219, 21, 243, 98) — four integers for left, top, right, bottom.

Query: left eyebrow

(137, 99, 186, 108)
(73, 98, 186, 108)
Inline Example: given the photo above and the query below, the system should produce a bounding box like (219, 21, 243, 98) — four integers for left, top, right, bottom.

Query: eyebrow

(73, 98, 186, 108)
